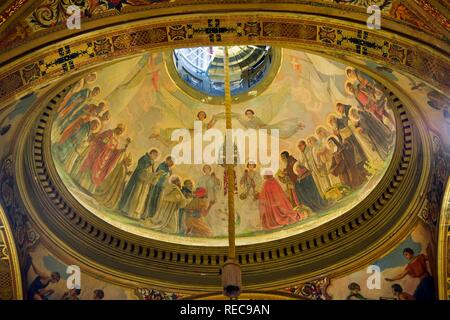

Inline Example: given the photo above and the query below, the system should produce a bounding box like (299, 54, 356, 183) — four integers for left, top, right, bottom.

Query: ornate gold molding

(1, 1, 447, 54)
(438, 177, 450, 300)
(187, 290, 304, 300)
(0, 11, 448, 111)
(0, 204, 23, 300)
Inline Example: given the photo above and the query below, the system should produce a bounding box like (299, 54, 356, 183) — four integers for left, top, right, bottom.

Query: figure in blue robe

(56, 119, 94, 163)
(294, 165, 328, 212)
(60, 103, 94, 135)
(145, 160, 172, 219)
(58, 88, 92, 127)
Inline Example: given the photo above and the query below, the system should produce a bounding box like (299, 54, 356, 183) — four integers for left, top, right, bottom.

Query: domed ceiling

(50, 47, 396, 246)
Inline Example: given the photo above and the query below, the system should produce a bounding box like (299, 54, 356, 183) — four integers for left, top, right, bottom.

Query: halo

(149, 147, 161, 160)
(86, 72, 98, 83)
(345, 67, 356, 80)
(326, 112, 339, 125)
(246, 160, 257, 167)
(169, 175, 181, 183)
(315, 125, 330, 136)
(326, 134, 340, 145)
(292, 161, 306, 175)
(345, 81, 355, 95)
(196, 110, 207, 119)
(90, 118, 102, 134)
(306, 134, 318, 143)
(182, 177, 195, 188)
(348, 106, 360, 121)
(116, 123, 126, 132)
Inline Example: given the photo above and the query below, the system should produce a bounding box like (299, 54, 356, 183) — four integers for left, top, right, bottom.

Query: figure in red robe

(258, 171, 301, 230)
(79, 124, 129, 188)
(346, 82, 393, 124)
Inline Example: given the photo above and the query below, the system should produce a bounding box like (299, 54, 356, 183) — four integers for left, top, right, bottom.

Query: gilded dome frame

(4, 12, 435, 293)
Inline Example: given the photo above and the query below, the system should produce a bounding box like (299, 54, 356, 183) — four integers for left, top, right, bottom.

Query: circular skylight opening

(173, 45, 274, 97)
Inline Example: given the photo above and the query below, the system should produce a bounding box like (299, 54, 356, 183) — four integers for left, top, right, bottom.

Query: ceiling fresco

(50, 47, 396, 246)
(0, 0, 447, 301)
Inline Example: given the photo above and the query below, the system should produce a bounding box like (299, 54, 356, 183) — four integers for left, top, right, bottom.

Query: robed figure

(258, 172, 301, 230)
(328, 137, 367, 189)
(78, 125, 127, 190)
(145, 157, 174, 219)
(351, 108, 393, 161)
(144, 177, 191, 234)
(335, 103, 368, 171)
(94, 153, 132, 209)
(184, 187, 213, 237)
(293, 162, 328, 212)
(119, 151, 157, 219)
(56, 115, 101, 165)
(58, 87, 92, 120)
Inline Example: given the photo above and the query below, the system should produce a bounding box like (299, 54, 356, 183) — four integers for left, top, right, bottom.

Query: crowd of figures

(52, 67, 394, 237)
(346, 248, 435, 301)
(26, 254, 105, 301)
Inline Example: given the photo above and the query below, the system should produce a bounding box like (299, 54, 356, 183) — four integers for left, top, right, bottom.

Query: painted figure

(119, 149, 160, 219)
(184, 187, 214, 237)
(258, 170, 302, 230)
(346, 283, 367, 300)
(293, 162, 328, 212)
(94, 152, 133, 209)
(61, 288, 81, 300)
(297, 140, 330, 196)
(349, 107, 393, 161)
(278, 151, 299, 206)
(197, 164, 221, 206)
(77, 124, 129, 192)
(232, 109, 305, 139)
(335, 103, 368, 172)
(145, 156, 175, 218)
(27, 259, 61, 300)
(145, 176, 191, 234)
(327, 137, 368, 189)
(391, 284, 415, 300)
(385, 248, 436, 300)
(58, 86, 100, 120)
(238, 161, 262, 232)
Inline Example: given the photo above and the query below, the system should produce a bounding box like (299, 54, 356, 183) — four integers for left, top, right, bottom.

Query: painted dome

(50, 47, 396, 246)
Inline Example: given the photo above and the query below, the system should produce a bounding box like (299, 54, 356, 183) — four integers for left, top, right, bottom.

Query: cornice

(0, 1, 448, 55)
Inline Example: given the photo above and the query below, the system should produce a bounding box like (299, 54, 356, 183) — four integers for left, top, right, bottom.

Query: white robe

(144, 182, 190, 234)
(197, 174, 221, 203)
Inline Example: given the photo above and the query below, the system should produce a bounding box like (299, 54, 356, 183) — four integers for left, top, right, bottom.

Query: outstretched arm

(385, 269, 409, 282)
(31, 261, 48, 279)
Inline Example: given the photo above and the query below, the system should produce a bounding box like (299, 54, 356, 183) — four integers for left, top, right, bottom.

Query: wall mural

(282, 221, 437, 300)
(0, 91, 40, 159)
(326, 221, 436, 300)
(24, 243, 146, 300)
(355, 57, 450, 146)
(50, 47, 396, 245)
